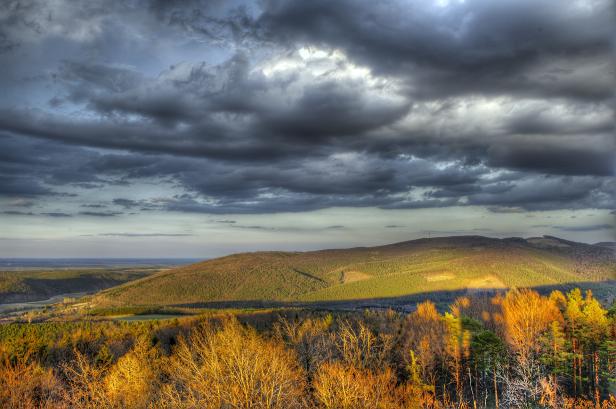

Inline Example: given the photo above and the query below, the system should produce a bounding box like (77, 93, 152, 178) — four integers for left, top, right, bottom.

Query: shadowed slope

(0, 269, 157, 304)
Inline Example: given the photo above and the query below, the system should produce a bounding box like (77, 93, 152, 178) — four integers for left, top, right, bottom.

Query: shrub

(163, 318, 306, 409)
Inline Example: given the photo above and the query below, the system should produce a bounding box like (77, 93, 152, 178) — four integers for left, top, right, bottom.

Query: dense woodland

(1, 288, 615, 408)
(0, 268, 157, 304)
(93, 236, 616, 306)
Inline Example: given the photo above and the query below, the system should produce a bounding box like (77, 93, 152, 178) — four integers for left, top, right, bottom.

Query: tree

(104, 338, 160, 408)
(471, 329, 506, 408)
(313, 362, 395, 409)
(335, 319, 394, 371)
(443, 310, 471, 404)
(565, 288, 585, 395)
(0, 358, 62, 409)
(538, 321, 568, 408)
(164, 318, 306, 409)
(274, 316, 333, 381)
(579, 291, 609, 405)
(402, 301, 446, 395)
(499, 289, 562, 405)
(500, 289, 562, 362)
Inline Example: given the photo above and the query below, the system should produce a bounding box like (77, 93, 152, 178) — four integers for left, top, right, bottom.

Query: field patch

(425, 273, 455, 282)
(467, 275, 506, 291)
(341, 270, 371, 284)
(112, 314, 188, 322)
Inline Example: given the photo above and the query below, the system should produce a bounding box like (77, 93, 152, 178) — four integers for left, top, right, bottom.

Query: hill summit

(95, 235, 616, 307)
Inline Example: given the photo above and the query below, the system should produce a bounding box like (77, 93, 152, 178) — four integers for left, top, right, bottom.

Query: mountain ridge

(94, 235, 616, 307)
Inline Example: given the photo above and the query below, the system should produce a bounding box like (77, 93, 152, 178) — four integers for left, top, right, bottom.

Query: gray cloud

(555, 224, 614, 232)
(112, 198, 141, 208)
(214, 219, 237, 224)
(2, 210, 34, 216)
(79, 211, 123, 217)
(40, 212, 72, 218)
(0, 0, 613, 218)
(258, 0, 613, 101)
(98, 232, 194, 237)
(486, 140, 615, 176)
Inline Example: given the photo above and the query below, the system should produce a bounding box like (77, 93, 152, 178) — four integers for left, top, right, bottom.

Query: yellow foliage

(0, 359, 63, 409)
(403, 301, 447, 385)
(104, 338, 159, 408)
(164, 318, 306, 409)
(500, 289, 562, 360)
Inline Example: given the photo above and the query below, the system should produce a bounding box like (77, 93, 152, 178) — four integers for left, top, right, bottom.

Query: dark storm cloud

(0, 175, 54, 196)
(40, 212, 72, 218)
(163, 195, 373, 215)
(98, 233, 194, 237)
(0, 134, 121, 198)
(488, 206, 526, 214)
(2, 210, 72, 217)
(469, 176, 614, 211)
(157, 156, 494, 213)
(214, 219, 236, 224)
(112, 198, 141, 208)
(486, 140, 615, 176)
(2, 210, 34, 216)
(147, 0, 257, 46)
(79, 211, 123, 217)
(0, 45, 411, 161)
(0, 0, 613, 216)
(257, 82, 410, 140)
(226, 223, 347, 232)
(258, 0, 613, 100)
(555, 224, 614, 232)
(231, 224, 275, 231)
(76, 152, 488, 214)
(504, 110, 613, 136)
(82, 204, 107, 209)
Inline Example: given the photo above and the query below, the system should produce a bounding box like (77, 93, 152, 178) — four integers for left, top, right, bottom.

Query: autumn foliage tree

(0, 288, 614, 408)
(163, 318, 306, 409)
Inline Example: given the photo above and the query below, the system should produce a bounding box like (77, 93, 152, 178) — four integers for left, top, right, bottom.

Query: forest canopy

(1, 288, 615, 408)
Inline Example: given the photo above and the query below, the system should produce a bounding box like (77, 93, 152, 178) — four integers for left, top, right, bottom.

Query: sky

(0, 0, 614, 257)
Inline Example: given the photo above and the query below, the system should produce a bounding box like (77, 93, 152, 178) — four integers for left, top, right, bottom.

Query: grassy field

(93, 236, 616, 307)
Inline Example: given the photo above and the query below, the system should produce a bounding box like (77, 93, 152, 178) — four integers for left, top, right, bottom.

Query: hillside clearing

(341, 270, 371, 283)
(425, 273, 455, 282)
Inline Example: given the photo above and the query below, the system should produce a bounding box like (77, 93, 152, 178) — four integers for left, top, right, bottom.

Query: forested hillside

(0, 268, 157, 304)
(95, 236, 616, 307)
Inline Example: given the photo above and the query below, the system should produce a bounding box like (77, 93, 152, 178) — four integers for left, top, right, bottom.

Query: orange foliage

(313, 362, 432, 409)
(0, 359, 63, 409)
(0, 288, 614, 408)
(403, 301, 447, 386)
(499, 289, 562, 360)
(164, 318, 306, 409)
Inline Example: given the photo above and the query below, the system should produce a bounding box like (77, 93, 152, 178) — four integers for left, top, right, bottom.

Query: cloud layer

(0, 0, 613, 221)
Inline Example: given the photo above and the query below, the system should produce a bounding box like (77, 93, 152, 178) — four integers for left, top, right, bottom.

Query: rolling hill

(94, 235, 616, 307)
(0, 268, 158, 304)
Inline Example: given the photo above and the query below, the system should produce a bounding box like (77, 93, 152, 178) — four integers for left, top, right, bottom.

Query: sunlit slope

(95, 236, 616, 306)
